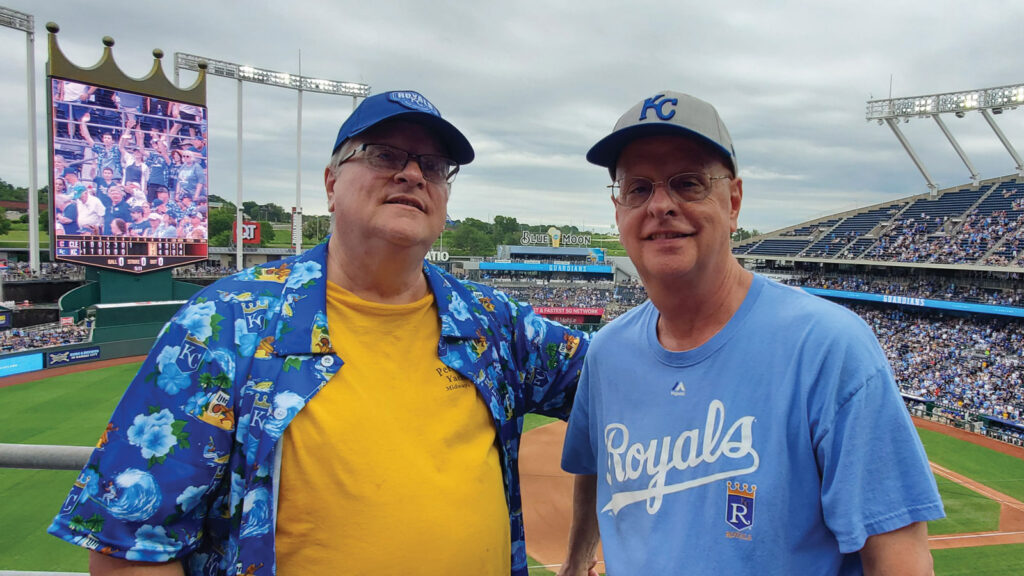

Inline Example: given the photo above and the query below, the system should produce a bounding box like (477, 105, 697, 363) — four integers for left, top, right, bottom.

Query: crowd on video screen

(51, 79, 209, 242)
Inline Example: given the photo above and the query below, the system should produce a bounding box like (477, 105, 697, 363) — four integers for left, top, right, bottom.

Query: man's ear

(324, 167, 336, 212)
(729, 177, 743, 233)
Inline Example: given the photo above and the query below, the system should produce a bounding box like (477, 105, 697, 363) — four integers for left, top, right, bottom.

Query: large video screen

(49, 77, 209, 273)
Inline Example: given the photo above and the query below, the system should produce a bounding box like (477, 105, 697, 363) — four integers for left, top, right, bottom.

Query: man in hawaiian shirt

(50, 90, 589, 576)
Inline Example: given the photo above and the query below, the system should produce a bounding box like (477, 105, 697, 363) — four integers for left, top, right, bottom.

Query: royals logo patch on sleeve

(725, 481, 756, 539)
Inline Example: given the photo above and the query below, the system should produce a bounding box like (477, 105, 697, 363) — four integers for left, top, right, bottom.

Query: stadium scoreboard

(55, 236, 208, 273)
(46, 41, 210, 275)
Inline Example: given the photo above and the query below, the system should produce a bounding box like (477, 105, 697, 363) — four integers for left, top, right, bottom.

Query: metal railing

(0, 443, 90, 470)
(0, 444, 90, 576)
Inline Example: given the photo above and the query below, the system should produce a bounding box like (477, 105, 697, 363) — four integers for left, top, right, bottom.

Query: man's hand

(555, 557, 600, 576)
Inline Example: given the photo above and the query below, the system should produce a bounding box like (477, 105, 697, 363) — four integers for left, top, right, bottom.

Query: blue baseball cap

(331, 90, 474, 164)
(587, 91, 737, 178)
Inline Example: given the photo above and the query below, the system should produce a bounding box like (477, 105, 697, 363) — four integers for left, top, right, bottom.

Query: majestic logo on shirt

(725, 481, 756, 532)
(602, 399, 758, 515)
(670, 381, 686, 396)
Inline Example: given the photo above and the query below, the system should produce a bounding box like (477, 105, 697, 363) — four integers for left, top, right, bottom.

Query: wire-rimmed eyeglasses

(609, 171, 732, 208)
(340, 143, 460, 185)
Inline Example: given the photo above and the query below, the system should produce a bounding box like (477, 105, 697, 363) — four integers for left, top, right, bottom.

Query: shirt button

(273, 408, 287, 419)
(320, 356, 334, 367)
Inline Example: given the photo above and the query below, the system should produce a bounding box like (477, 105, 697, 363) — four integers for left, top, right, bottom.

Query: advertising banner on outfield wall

(46, 346, 102, 368)
(0, 353, 43, 378)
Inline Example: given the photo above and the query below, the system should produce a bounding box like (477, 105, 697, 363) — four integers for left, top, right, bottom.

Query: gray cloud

(0, 0, 1022, 235)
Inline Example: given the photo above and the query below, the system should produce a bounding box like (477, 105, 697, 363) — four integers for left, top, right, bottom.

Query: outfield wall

(0, 337, 154, 378)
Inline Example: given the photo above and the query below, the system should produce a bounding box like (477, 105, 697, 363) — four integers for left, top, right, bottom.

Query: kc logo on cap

(586, 90, 737, 176)
(388, 91, 440, 115)
(640, 94, 678, 122)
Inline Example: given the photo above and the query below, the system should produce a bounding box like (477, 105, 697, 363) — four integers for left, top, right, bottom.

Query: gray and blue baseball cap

(587, 91, 737, 177)
(331, 90, 474, 164)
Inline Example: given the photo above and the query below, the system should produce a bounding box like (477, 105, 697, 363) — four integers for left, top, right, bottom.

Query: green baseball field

(1, 362, 1023, 574)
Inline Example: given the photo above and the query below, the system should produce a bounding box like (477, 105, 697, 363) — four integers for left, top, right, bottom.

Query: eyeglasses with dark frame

(609, 171, 732, 208)
(339, 143, 460, 185)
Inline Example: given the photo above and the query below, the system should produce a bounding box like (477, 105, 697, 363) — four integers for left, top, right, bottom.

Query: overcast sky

(1, 0, 1022, 234)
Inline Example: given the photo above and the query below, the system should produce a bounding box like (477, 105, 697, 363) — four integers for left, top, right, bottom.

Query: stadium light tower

(867, 82, 1024, 196)
(174, 52, 369, 269)
(0, 6, 39, 274)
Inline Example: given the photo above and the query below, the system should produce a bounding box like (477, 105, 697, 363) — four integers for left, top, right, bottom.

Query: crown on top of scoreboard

(46, 21, 207, 106)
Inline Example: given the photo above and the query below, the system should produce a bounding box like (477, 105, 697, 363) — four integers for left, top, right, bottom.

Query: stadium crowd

(851, 304, 1023, 424)
(171, 263, 237, 278)
(0, 324, 91, 354)
(3, 257, 1022, 439)
(499, 280, 1024, 428)
(0, 261, 237, 282)
(499, 281, 648, 321)
(863, 210, 1023, 265)
(1, 262, 84, 281)
(787, 273, 1024, 307)
(985, 218, 1024, 267)
(480, 270, 612, 283)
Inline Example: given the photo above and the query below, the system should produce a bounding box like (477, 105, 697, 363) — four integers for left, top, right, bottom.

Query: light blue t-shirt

(562, 274, 944, 575)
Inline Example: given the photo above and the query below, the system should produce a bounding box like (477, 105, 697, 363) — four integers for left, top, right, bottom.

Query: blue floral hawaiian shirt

(48, 240, 589, 576)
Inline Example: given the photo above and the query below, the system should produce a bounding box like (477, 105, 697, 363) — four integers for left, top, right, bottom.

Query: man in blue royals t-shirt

(558, 92, 944, 576)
